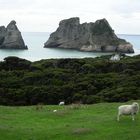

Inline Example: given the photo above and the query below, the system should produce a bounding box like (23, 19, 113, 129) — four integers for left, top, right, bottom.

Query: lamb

(117, 102, 139, 121)
(59, 101, 65, 106)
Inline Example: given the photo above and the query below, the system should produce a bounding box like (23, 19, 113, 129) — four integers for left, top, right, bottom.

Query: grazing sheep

(110, 54, 120, 61)
(53, 110, 57, 112)
(59, 101, 65, 106)
(117, 102, 139, 121)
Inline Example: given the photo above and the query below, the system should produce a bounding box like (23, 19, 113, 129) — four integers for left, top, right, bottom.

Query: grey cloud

(0, 0, 139, 34)
(111, 0, 140, 15)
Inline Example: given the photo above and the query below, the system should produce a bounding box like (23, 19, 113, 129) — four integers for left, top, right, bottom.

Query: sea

(0, 32, 140, 61)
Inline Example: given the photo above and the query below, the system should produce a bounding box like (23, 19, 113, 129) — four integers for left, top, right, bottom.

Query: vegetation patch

(0, 101, 140, 140)
(0, 55, 140, 105)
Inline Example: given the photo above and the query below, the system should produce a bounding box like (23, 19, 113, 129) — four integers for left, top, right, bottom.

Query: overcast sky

(0, 0, 140, 34)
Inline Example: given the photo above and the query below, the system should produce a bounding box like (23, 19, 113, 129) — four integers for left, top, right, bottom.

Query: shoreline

(0, 33, 139, 62)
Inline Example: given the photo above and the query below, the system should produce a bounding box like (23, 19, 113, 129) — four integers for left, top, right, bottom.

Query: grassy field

(0, 101, 140, 140)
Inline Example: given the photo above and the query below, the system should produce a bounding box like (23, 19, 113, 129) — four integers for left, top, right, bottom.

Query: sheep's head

(132, 102, 139, 106)
(132, 102, 139, 113)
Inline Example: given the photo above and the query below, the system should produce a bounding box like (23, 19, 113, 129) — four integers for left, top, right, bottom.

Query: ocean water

(0, 32, 140, 61)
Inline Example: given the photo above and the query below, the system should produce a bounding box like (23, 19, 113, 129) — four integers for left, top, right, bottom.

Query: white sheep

(59, 101, 65, 106)
(53, 110, 57, 112)
(117, 102, 139, 121)
(110, 54, 120, 61)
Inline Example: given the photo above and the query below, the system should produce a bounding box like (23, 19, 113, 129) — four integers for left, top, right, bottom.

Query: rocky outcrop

(0, 20, 27, 49)
(44, 17, 134, 53)
(0, 26, 6, 45)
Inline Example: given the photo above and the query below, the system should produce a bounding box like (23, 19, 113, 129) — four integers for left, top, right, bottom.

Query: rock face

(0, 20, 27, 49)
(44, 17, 134, 53)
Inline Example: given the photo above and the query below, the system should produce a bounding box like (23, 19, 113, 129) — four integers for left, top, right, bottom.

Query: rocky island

(44, 17, 134, 53)
(0, 20, 27, 49)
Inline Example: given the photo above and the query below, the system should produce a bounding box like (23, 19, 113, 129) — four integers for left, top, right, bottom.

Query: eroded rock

(44, 17, 134, 53)
(0, 20, 27, 49)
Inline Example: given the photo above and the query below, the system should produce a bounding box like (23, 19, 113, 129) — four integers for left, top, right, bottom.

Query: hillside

(0, 54, 140, 105)
(0, 101, 140, 140)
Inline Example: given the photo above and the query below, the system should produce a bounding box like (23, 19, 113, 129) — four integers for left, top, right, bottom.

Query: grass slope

(0, 101, 140, 140)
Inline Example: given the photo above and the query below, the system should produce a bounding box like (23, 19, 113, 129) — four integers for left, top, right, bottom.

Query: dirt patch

(72, 127, 92, 135)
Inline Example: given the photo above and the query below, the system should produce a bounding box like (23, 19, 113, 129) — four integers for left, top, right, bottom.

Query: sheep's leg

(132, 114, 135, 121)
(117, 113, 120, 121)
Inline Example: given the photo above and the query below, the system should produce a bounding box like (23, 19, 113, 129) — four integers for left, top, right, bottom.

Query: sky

(0, 0, 140, 34)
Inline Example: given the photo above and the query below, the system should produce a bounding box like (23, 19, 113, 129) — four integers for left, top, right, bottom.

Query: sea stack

(0, 20, 27, 49)
(44, 17, 134, 53)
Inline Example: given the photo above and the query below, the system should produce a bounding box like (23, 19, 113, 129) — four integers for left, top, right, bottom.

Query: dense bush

(0, 55, 140, 105)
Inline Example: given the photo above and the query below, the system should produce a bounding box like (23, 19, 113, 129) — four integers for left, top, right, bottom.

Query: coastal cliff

(0, 20, 27, 49)
(44, 17, 134, 53)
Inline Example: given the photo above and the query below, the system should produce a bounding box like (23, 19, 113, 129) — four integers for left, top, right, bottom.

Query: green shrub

(0, 55, 140, 105)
